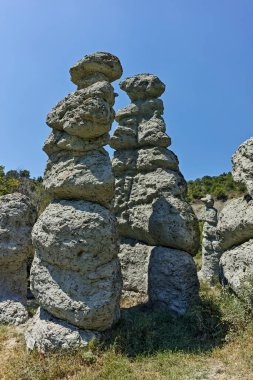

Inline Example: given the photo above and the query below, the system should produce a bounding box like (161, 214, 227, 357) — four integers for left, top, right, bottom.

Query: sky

(0, 0, 252, 180)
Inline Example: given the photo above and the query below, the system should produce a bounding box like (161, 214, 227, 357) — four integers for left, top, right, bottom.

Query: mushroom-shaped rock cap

(120, 74, 165, 101)
(70, 52, 123, 87)
(201, 194, 214, 207)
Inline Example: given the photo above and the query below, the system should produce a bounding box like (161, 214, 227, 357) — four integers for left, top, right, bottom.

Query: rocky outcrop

(111, 74, 200, 314)
(25, 52, 123, 351)
(0, 193, 36, 325)
(198, 195, 222, 284)
(218, 137, 253, 297)
(232, 137, 253, 197)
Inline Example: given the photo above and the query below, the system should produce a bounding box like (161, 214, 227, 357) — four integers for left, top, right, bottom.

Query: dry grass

(1, 286, 253, 380)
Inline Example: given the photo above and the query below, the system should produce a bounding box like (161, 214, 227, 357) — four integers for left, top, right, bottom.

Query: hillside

(187, 172, 246, 202)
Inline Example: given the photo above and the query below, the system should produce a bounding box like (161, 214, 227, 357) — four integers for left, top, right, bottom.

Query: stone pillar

(110, 74, 200, 315)
(0, 193, 36, 325)
(198, 194, 221, 284)
(25, 52, 123, 352)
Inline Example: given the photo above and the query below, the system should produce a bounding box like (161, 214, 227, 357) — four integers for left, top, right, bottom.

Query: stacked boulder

(0, 193, 36, 325)
(198, 195, 222, 284)
(218, 137, 253, 296)
(110, 74, 200, 315)
(25, 52, 123, 352)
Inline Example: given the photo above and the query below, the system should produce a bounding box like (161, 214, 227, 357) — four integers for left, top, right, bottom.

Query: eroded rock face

(119, 238, 199, 314)
(232, 137, 253, 197)
(0, 193, 36, 325)
(198, 195, 222, 284)
(26, 52, 122, 351)
(111, 73, 200, 313)
(218, 137, 253, 297)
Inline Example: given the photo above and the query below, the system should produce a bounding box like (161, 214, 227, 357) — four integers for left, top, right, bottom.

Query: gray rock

(70, 52, 123, 88)
(111, 73, 199, 314)
(120, 74, 165, 101)
(43, 149, 114, 207)
(119, 239, 199, 315)
(47, 94, 115, 139)
(27, 52, 122, 350)
(43, 130, 109, 155)
(217, 196, 253, 251)
(25, 308, 100, 353)
(220, 239, 253, 295)
(112, 147, 179, 176)
(148, 246, 199, 315)
(198, 195, 222, 284)
(31, 200, 121, 331)
(232, 137, 253, 197)
(0, 193, 36, 325)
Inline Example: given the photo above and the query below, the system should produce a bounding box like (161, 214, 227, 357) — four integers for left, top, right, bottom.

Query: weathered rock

(31, 201, 121, 330)
(27, 52, 122, 351)
(111, 73, 199, 313)
(0, 193, 36, 325)
(217, 196, 253, 251)
(232, 137, 253, 197)
(70, 52, 123, 88)
(25, 308, 100, 353)
(119, 74, 165, 101)
(148, 246, 199, 315)
(47, 95, 115, 139)
(119, 238, 199, 314)
(198, 195, 222, 284)
(220, 239, 253, 294)
(43, 149, 114, 207)
(43, 130, 109, 156)
(217, 137, 253, 299)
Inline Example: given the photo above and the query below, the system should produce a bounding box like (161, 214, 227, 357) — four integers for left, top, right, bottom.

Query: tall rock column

(198, 195, 221, 284)
(0, 193, 36, 325)
(25, 52, 123, 352)
(110, 74, 200, 315)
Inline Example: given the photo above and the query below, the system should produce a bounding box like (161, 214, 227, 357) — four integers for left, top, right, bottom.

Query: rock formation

(110, 74, 200, 315)
(0, 193, 36, 325)
(218, 137, 253, 297)
(198, 195, 222, 284)
(25, 52, 123, 352)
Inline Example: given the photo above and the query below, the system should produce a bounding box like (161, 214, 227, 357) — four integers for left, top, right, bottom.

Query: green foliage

(0, 165, 50, 214)
(187, 172, 246, 202)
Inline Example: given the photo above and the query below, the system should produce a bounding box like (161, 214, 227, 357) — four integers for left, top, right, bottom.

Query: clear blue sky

(0, 0, 252, 180)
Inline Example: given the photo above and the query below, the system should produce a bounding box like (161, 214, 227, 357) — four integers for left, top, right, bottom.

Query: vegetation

(0, 165, 50, 214)
(1, 285, 253, 379)
(187, 172, 246, 202)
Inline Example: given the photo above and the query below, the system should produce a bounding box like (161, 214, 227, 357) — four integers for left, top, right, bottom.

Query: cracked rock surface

(0, 193, 36, 325)
(26, 52, 122, 351)
(111, 74, 200, 314)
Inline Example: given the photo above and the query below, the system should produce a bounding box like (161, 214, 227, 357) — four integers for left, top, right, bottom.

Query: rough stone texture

(43, 150, 114, 207)
(111, 73, 199, 314)
(26, 52, 122, 351)
(218, 196, 253, 252)
(30, 200, 121, 330)
(26, 308, 100, 353)
(0, 193, 36, 325)
(232, 137, 253, 197)
(220, 239, 253, 294)
(119, 238, 199, 314)
(217, 137, 253, 297)
(198, 195, 222, 284)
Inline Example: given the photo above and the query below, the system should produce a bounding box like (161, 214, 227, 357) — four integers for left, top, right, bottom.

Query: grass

(1, 285, 253, 380)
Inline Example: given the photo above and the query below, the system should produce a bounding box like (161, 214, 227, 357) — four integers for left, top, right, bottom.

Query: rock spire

(110, 73, 200, 314)
(25, 52, 123, 352)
